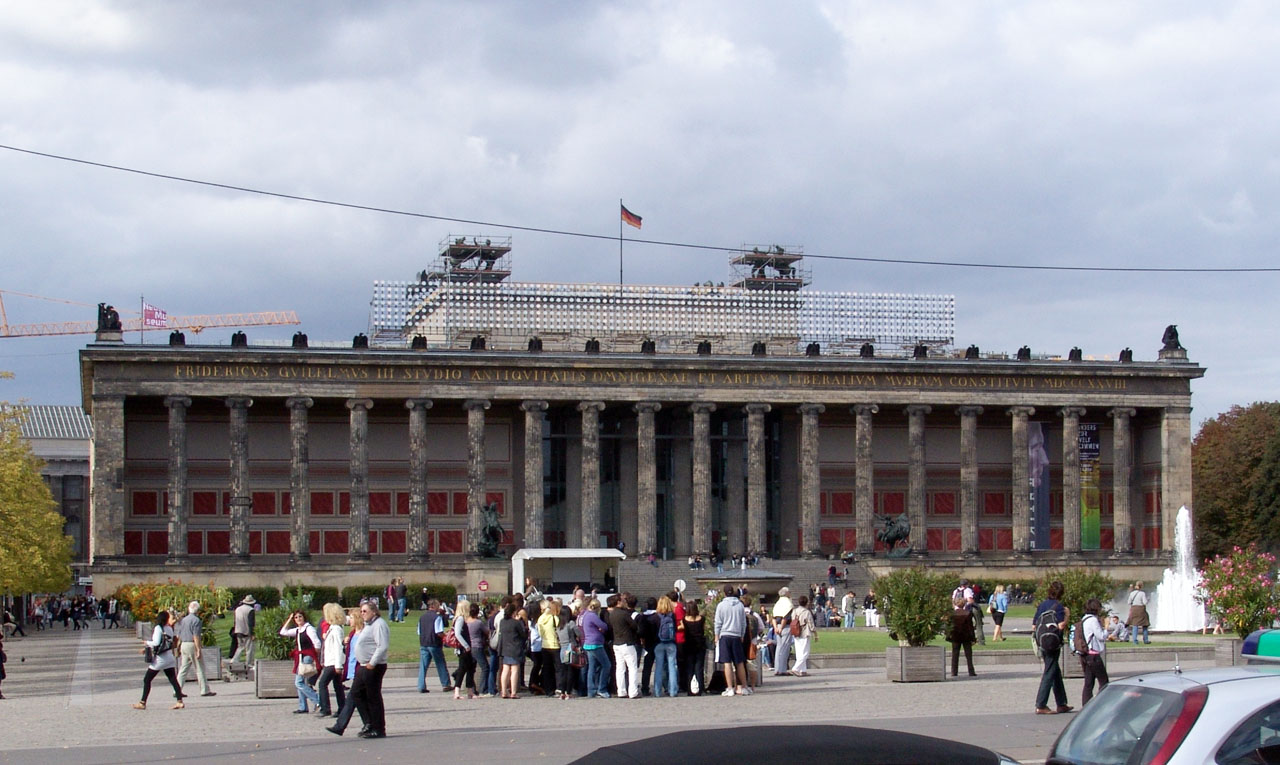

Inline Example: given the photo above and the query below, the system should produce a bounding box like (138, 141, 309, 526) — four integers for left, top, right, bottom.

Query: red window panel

(124, 531, 144, 555)
(192, 491, 218, 515)
(1103, 492, 1113, 515)
(932, 492, 956, 515)
(396, 492, 410, 516)
(428, 492, 449, 515)
(1050, 529, 1064, 550)
(382, 530, 406, 554)
(205, 531, 230, 555)
(1050, 492, 1063, 516)
(820, 528, 841, 547)
(1100, 528, 1115, 549)
(843, 529, 857, 552)
(324, 531, 348, 555)
(945, 529, 962, 551)
(485, 492, 505, 515)
(437, 530, 464, 554)
(187, 531, 203, 555)
(308, 531, 320, 555)
(983, 493, 1007, 515)
(830, 492, 853, 515)
(370, 492, 392, 515)
(311, 492, 334, 515)
(881, 492, 905, 515)
(1144, 492, 1159, 515)
(252, 492, 276, 515)
(501, 530, 514, 546)
(820, 493, 828, 516)
(978, 529, 995, 550)
(339, 492, 350, 515)
(264, 531, 290, 554)
(995, 528, 1013, 550)
(542, 529, 559, 547)
(222, 492, 231, 514)
(132, 491, 159, 516)
(874, 536, 886, 552)
(146, 530, 168, 556)
(1144, 527, 1162, 549)
(281, 493, 291, 515)
(452, 492, 468, 515)
(926, 528, 943, 551)
(428, 530, 437, 552)
(796, 528, 804, 554)
(369, 532, 379, 554)
(249, 531, 263, 555)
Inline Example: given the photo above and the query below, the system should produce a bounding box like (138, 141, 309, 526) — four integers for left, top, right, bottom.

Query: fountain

(1151, 505, 1206, 632)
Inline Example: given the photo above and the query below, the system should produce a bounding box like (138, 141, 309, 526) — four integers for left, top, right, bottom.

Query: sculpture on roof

(1161, 325, 1182, 351)
(97, 303, 122, 331)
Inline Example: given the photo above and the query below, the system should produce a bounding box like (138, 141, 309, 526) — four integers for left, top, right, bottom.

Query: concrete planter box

(180, 646, 222, 683)
(1215, 638, 1243, 666)
(886, 645, 945, 682)
(135, 621, 153, 640)
(1062, 653, 1084, 678)
(255, 659, 298, 699)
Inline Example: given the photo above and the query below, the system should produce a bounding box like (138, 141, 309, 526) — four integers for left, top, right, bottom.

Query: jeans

(317, 665, 345, 714)
(774, 631, 793, 673)
(1035, 649, 1068, 710)
(486, 650, 500, 695)
(613, 644, 639, 698)
(654, 642, 678, 696)
(418, 645, 450, 691)
(395, 597, 407, 622)
(586, 646, 611, 697)
(1131, 626, 1149, 644)
(842, 612, 853, 628)
(295, 668, 321, 711)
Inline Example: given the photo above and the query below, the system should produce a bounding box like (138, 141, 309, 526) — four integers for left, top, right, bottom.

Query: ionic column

(578, 401, 605, 547)
(464, 399, 490, 556)
(853, 404, 879, 554)
(957, 406, 983, 555)
(799, 403, 825, 558)
(690, 403, 716, 556)
(521, 400, 548, 549)
(1161, 405, 1193, 552)
(1007, 406, 1035, 554)
(634, 402, 662, 556)
(1109, 407, 1137, 554)
(1060, 406, 1086, 553)
(725, 416, 746, 556)
(745, 404, 771, 556)
(905, 405, 931, 553)
(287, 396, 314, 561)
(226, 396, 253, 562)
(406, 399, 433, 562)
(165, 396, 192, 564)
(346, 399, 374, 562)
(90, 394, 126, 564)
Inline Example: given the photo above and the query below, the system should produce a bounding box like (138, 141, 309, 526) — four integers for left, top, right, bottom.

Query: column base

(961, 550, 980, 559)
(348, 553, 371, 564)
(289, 553, 312, 563)
(164, 555, 189, 566)
(92, 555, 127, 566)
(231, 554, 251, 565)
(408, 553, 430, 564)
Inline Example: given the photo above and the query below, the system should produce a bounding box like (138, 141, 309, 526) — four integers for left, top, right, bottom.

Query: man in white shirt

(840, 591, 856, 629)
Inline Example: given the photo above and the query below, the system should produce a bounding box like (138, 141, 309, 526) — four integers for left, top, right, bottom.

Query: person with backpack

(1033, 580, 1073, 715)
(1078, 598, 1109, 705)
(653, 596, 679, 697)
(133, 610, 183, 710)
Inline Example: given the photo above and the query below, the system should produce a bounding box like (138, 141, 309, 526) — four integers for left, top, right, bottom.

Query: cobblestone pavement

(0, 624, 1214, 764)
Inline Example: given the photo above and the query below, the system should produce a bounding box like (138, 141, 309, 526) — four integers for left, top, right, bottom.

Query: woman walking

(279, 610, 322, 714)
(324, 607, 365, 736)
(949, 595, 977, 677)
(536, 599, 563, 697)
(989, 585, 1009, 641)
(316, 603, 346, 718)
(133, 610, 183, 710)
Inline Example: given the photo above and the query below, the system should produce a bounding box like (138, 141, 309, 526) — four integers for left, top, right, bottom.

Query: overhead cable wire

(2, 142, 1278, 274)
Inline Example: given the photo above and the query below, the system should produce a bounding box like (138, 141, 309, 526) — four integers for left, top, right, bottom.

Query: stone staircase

(619, 558, 875, 601)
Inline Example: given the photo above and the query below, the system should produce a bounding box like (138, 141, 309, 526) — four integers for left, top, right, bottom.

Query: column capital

(1107, 407, 1137, 420)
(633, 401, 662, 414)
(852, 403, 879, 417)
(345, 398, 374, 411)
(225, 396, 253, 409)
(798, 403, 825, 416)
(688, 402, 717, 415)
(464, 398, 491, 411)
(743, 403, 771, 416)
(404, 398, 433, 411)
(1163, 405, 1193, 417)
(578, 400, 606, 413)
(1058, 406, 1087, 419)
(1006, 405, 1035, 418)
(956, 405, 984, 418)
(91, 393, 126, 405)
(164, 395, 192, 410)
(286, 396, 314, 410)
(520, 399, 549, 413)
(904, 404, 932, 417)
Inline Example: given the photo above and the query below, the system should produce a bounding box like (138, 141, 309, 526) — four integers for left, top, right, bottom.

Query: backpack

(1034, 608, 1062, 652)
(658, 613, 676, 643)
(1073, 615, 1094, 656)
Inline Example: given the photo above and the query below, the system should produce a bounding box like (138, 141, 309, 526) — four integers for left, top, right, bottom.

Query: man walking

(416, 599, 452, 693)
(229, 595, 257, 666)
(107, 597, 120, 629)
(176, 601, 216, 698)
(771, 587, 794, 675)
(341, 600, 389, 738)
(714, 586, 750, 696)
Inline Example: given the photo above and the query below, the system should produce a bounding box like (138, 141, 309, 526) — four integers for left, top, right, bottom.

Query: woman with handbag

(279, 610, 322, 714)
(133, 610, 183, 710)
(316, 603, 347, 717)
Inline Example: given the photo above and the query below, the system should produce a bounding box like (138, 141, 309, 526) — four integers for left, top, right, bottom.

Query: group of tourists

(15, 595, 120, 631)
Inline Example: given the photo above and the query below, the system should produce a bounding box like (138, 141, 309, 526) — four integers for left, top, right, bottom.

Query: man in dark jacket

(607, 593, 641, 698)
(638, 597, 660, 696)
(416, 600, 452, 693)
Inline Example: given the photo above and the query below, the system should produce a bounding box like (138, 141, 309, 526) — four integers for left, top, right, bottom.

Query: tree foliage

(873, 567, 954, 647)
(1034, 568, 1117, 623)
(0, 405, 73, 594)
(1192, 402, 1280, 560)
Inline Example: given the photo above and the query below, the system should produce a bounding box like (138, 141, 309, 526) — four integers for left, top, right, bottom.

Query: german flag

(621, 204, 642, 229)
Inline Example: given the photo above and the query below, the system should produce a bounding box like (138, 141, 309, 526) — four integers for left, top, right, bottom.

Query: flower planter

(1215, 638, 1243, 666)
(180, 646, 223, 683)
(886, 645, 945, 683)
(135, 621, 153, 640)
(255, 659, 298, 699)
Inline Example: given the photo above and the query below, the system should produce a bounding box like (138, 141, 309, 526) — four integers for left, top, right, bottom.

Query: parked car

(1047, 665, 1280, 765)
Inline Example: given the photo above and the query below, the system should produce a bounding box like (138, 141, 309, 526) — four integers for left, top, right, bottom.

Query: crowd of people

(6, 595, 122, 632)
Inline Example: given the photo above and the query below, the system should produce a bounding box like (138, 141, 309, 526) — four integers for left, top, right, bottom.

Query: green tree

(0, 405, 73, 594)
(1192, 402, 1280, 560)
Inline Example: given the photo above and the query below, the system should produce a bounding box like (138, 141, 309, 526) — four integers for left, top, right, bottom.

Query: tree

(0, 404, 73, 594)
(1191, 402, 1280, 561)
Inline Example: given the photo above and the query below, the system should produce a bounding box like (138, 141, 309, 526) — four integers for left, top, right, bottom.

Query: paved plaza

(0, 625, 1214, 764)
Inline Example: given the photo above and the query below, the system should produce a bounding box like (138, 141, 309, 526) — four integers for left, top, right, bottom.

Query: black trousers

(1081, 653, 1109, 705)
(453, 651, 477, 690)
(141, 667, 182, 702)
(541, 648, 561, 694)
(331, 674, 359, 733)
(350, 663, 387, 734)
(317, 665, 345, 714)
(951, 641, 975, 676)
(641, 646, 655, 694)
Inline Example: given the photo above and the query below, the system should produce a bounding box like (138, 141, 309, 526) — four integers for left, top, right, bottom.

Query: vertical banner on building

(1028, 422, 1051, 549)
(1079, 423, 1101, 549)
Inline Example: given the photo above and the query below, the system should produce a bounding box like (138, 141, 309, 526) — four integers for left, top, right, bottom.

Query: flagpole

(619, 198, 624, 286)
(140, 294, 145, 345)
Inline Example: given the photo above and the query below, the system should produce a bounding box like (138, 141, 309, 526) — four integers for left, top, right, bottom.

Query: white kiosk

(510, 548, 626, 604)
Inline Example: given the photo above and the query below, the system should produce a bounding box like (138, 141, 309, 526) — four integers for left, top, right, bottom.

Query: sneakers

(721, 688, 736, 697)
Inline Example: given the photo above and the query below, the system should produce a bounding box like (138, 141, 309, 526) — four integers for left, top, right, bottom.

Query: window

(1217, 699, 1280, 764)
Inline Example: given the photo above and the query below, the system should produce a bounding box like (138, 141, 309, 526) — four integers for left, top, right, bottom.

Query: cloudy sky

(1, 1, 1276, 427)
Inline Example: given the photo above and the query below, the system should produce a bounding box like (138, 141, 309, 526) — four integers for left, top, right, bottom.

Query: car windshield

(1050, 684, 1183, 765)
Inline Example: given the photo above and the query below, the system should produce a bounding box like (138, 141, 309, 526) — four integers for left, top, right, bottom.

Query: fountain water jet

(1152, 506, 1205, 632)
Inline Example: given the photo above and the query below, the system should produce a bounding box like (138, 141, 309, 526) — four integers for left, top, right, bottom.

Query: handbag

(143, 645, 154, 663)
(297, 655, 317, 678)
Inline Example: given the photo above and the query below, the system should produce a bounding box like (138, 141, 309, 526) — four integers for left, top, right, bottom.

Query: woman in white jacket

(279, 610, 323, 714)
(133, 610, 183, 710)
(316, 603, 347, 717)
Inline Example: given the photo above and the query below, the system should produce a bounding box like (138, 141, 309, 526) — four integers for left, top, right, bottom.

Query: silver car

(1047, 665, 1280, 764)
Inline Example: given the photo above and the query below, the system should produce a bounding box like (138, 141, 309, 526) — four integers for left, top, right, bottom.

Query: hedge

(228, 586, 282, 609)
(339, 583, 458, 608)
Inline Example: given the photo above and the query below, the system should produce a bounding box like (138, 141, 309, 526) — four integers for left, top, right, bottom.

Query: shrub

(305, 586, 342, 606)
(252, 607, 296, 661)
(407, 582, 458, 608)
(228, 586, 281, 609)
(1199, 544, 1280, 639)
(1034, 569, 1117, 624)
(873, 567, 954, 647)
(341, 584, 390, 607)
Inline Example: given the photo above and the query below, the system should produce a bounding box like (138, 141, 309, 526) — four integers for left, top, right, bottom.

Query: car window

(1050, 685, 1181, 765)
(1216, 700, 1280, 765)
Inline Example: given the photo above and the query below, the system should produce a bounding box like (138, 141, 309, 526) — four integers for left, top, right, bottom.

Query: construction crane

(0, 289, 300, 338)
